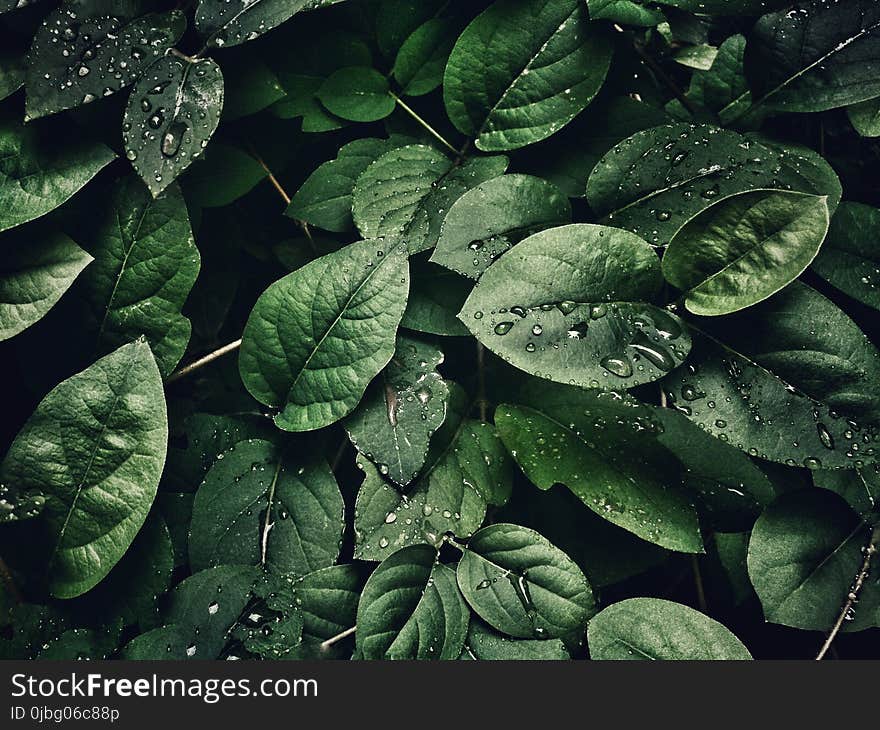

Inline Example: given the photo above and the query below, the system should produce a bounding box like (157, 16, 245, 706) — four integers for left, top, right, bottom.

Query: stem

(247, 143, 316, 250)
(331, 437, 349, 473)
(389, 92, 459, 156)
(816, 523, 880, 660)
(691, 555, 707, 613)
(0, 556, 21, 605)
(632, 40, 698, 118)
(166, 339, 242, 385)
(168, 47, 201, 65)
(659, 384, 668, 409)
(476, 342, 488, 422)
(321, 625, 356, 650)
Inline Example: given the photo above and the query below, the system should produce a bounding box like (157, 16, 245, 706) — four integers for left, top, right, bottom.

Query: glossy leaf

(393, 17, 458, 97)
(123, 55, 224, 197)
(457, 523, 595, 640)
(344, 335, 449, 487)
(459, 620, 569, 660)
(356, 545, 469, 660)
(662, 190, 830, 316)
(444, 0, 612, 151)
(316, 66, 395, 123)
(239, 239, 410, 432)
(189, 439, 344, 574)
(0, 341, 167, 598)
(25, 4, 185, 120)
(588, 598, 752, 660)
(431, 174, 571, 279)
(460, 224, 691, 390)
(0, 230, 92, 342)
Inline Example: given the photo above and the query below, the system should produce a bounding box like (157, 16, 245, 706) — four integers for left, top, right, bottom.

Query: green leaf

(356, 545, 469, 659)
(392, 17, 458, 97)
(748, 489, 880, 631)
(586, 123, 841, 247)
(72, 177, 200, 377)
(663, 284, 880, 468)
(674, 44, 718, 71)
(288, 137, 406, 233)
(316, 66, 395, 123)
(458, 523, 595, 640)
(459, 224, 691, 390)
(745, 0, 880, 113)
(401, 259, 471, 337)
(25, 4, 185, 120)
(292, 564, 363, 649)
(189, 439, 344, 575)
(848, 98, 880, 137)
(0, 230, 92, 342)
(496, 393, 704, 553)
(587, 1, 664, 26)
(662, 190, 830, 316)
(345, 335, 449, 487)
(123, 565, 259, 659)
(588, 598, 752, 660)
(814, 465, 880, 517)
(444, 0, 612, 151)
(459, 620, 570, 660)
(123, 55, 224, 197)
(239, 239, 410, 432)
(351, 144, 509, 249)
(38, 628, 119, 660)
(430, 174, 572, 279)
(230, 572, 304, 659)
(222, 57, 285, 121)
(0, 340, 167, 598)
(812, 202, 880, 312)
(0, 115, 115, 234)
(0, 49, 25, 102)
(375, 0, 446, 58)
(183, 143, 266, 208)
(195, 0, 346, 48)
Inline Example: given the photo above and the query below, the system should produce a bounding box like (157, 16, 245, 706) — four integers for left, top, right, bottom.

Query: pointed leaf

(0, 340, 167, 598)
(239, 239, 410, 432)
(393, 17, 458, 97)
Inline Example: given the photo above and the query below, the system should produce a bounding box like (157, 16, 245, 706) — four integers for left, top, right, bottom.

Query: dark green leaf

(459, 619, 570, 660)
(316, 66, 395, 123)
(392, 17, 458, 97)
(183, 143, 266, 208)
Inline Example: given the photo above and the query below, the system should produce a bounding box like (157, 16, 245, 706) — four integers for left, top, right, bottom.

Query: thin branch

(632, 40, 698, 117)
(389, 92, 459, 156)
(321, 625, 356, 650)
(166, 339, 242, 385)
(0, 556, 22, 605)
(816, 523, 880, 660)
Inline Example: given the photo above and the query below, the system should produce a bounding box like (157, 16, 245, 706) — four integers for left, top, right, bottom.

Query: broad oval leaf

(0, 114, 115, 234)
(189, 439, 344, 575)
(392, 17, 458, 97)
(430, 174, 572, 279)
(123, 55, 224, 197)
(239, 239, 410, 432)
(72, 177, 199, 377)
(457, 523, 595, 640)
(748, 489, 880, 631)
(0, 340, 167, 598)
(444, 0, 612, 151)
(459, 620, 569, 660)
(745, 0, 880, 113)
(459, 224, 691, 390)
(664, 284, 880, 469)
(292, 564, 364, 652)
(316, 66, 395, 123)
(356, 544, 469, 660)
(0, 230, 92, 342)
(25, 4, 185, 120)
(123, 565, 259, 659)
(344, 335, 449, 487)
(588, 598, 752, 660)
(351, 143, 509, 249)
(586, 123, 841, 247)
(662, 190, 830, 316)
(195, 0, 346, 48)
(496, 389, 704, 553)
(812, 202, 880, 312)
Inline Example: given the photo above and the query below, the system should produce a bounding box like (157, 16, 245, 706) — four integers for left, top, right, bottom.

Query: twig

(389, 92, 459, 156)
(816, 523, 880, 660)
(321, 625, 356, 650)
(632, 40, 698, 118)
(166, 339, 242, 385)
(0, 555, 22, 605)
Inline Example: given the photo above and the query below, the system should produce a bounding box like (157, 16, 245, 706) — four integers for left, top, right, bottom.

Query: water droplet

(494, 321, 514, 336)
